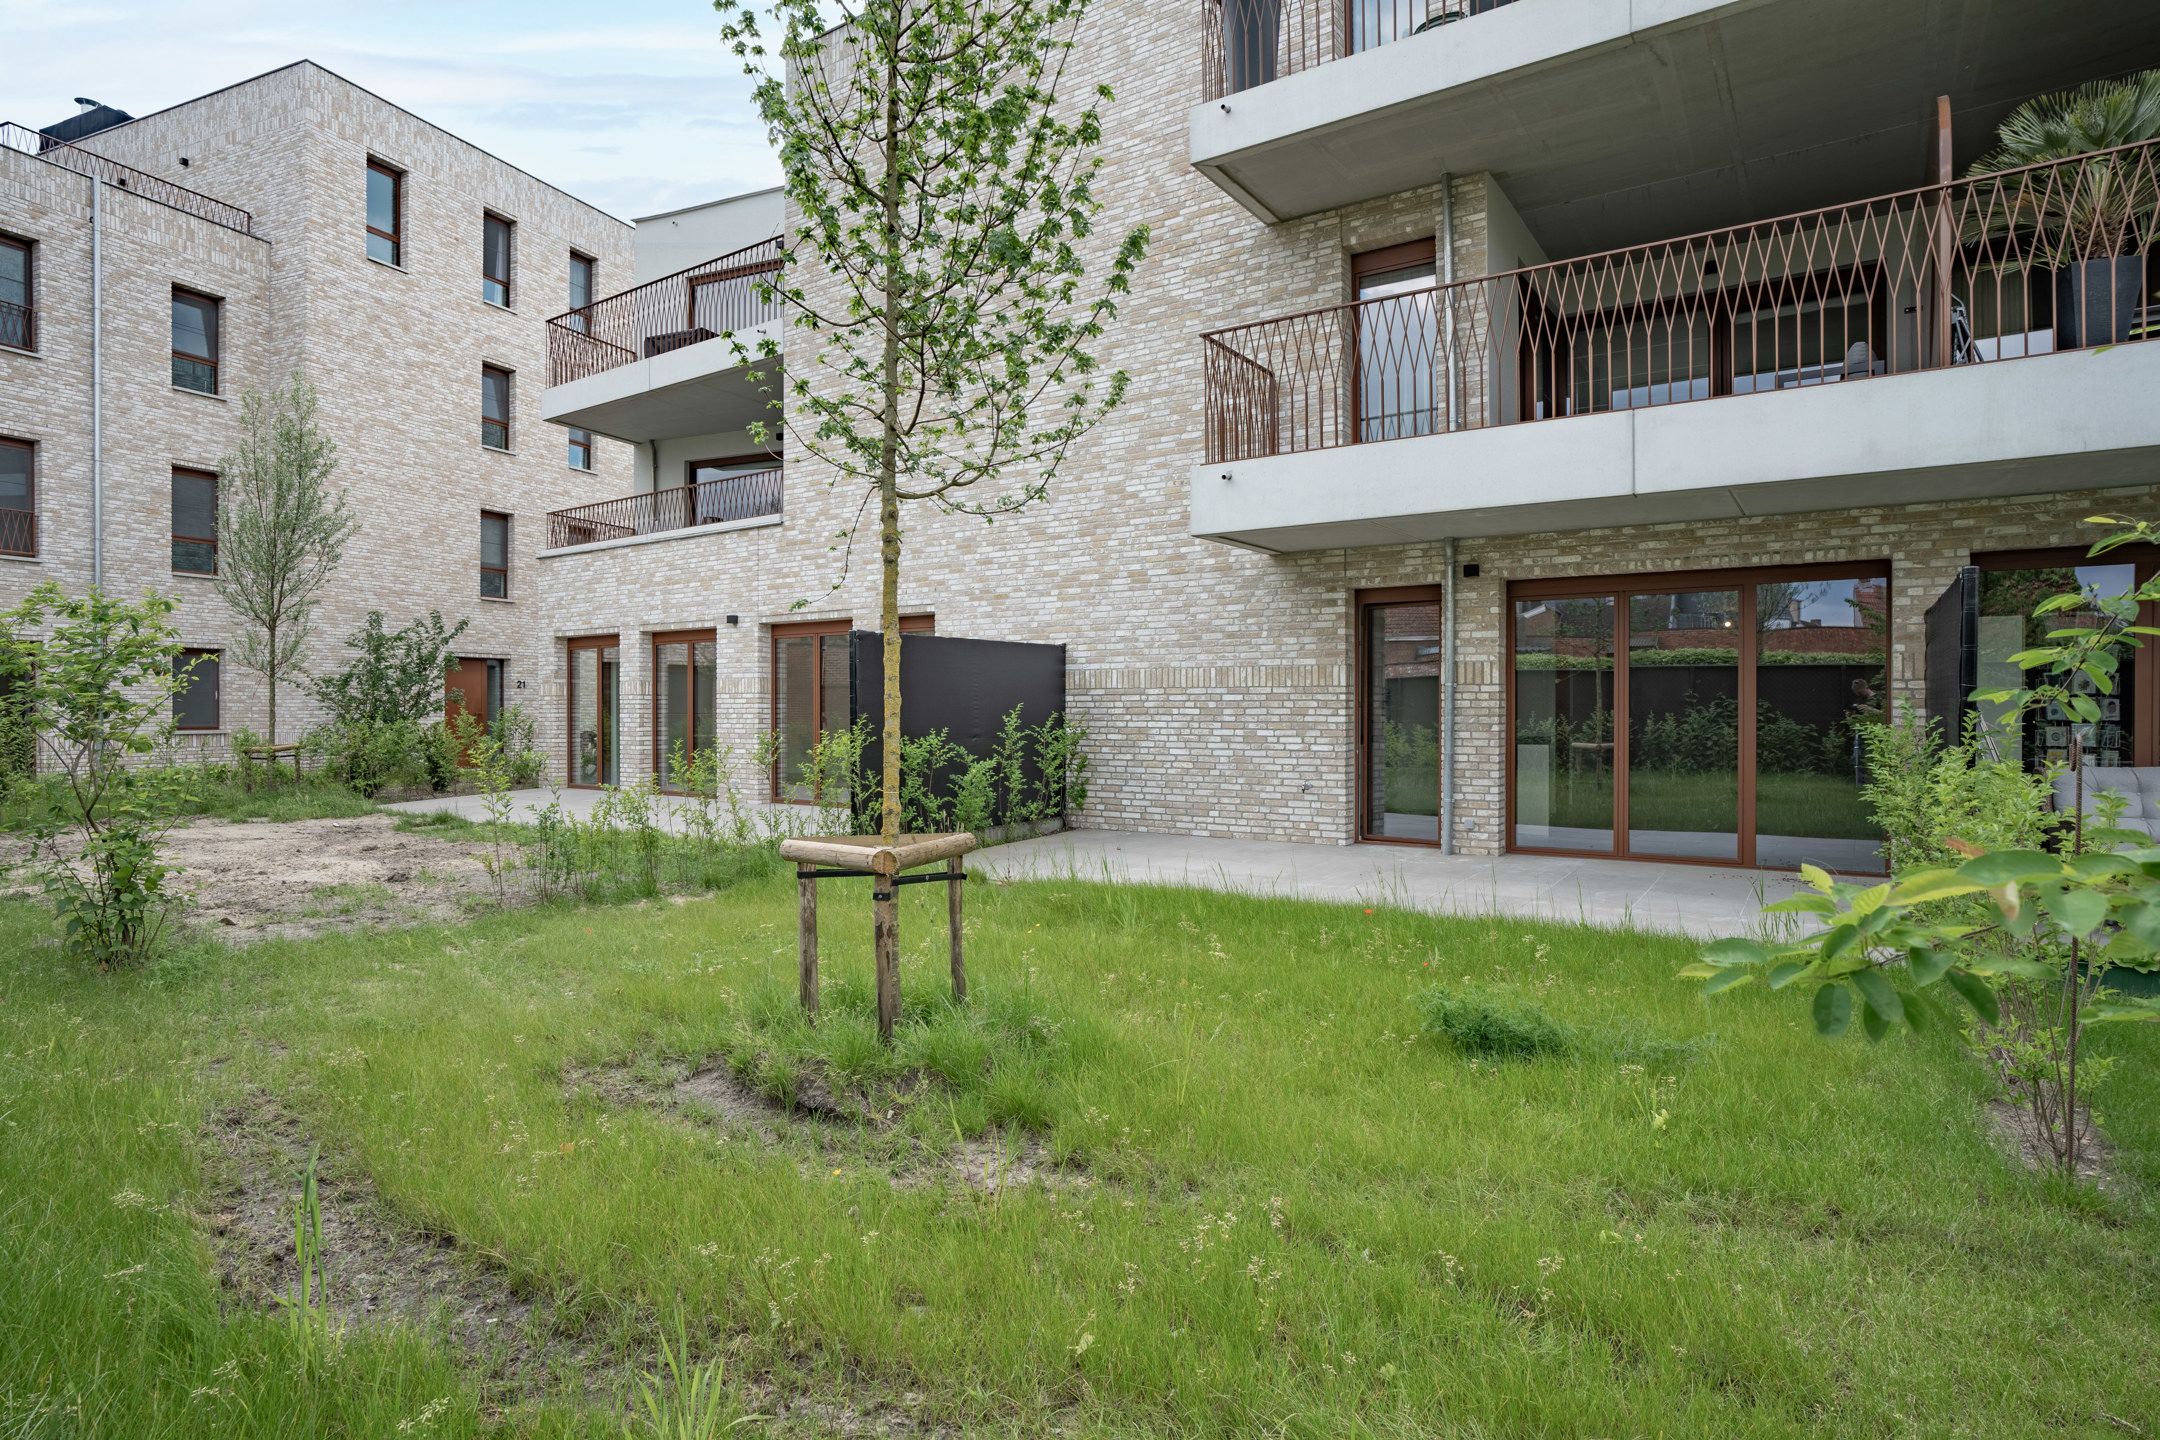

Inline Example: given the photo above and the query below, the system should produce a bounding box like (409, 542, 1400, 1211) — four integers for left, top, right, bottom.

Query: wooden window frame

(170, 467, 219, 576)
(174, 647, 221, 732)
(568, 251, 595, 310)
(365, 159, 403, 266)
(769, 615, 935, 802)
(170, 286, 221, 395)
(482, 211, 514, 308)
(566, 635, 620, 789)
(0, 436, 34, 559)
(1349, 239, 1439, 447)
(1504, 559, 1891, 872)
(481, 365, 512, 450)
(0, 234, 33, 353)
(1354, 584, 1445, 847)
(479, 509, 511, 599)
(567, 427, 594, 471)
(652, 629, 718, 792)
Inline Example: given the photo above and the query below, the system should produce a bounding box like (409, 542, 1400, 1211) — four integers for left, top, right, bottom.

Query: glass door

(1512, 594, 1617, 852)
(654, 631, 717, 790)
(1352, 242, 1438, 444)
(1358, 589, 1442, 842)
(1754, 577, 1887, 872)
(1977, 554, 2148, 772)
(568, 639, 619, 788)
(1624, 588, 1740, 861)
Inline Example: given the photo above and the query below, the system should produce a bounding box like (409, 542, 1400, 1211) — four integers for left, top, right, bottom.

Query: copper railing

(1202, 0, 1521, 101)
(546, 468, 783, 549)
(546, 238, 784, 387)
(1203, 138, 2160, 463)
(0, 122, 254, 236)
(0, 508, 35, 559)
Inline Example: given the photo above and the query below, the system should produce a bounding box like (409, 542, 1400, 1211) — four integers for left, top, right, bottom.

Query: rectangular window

(569, 251, 595, 311)
(771, 615, 933, 802)
(171, 287, 220, 394)
(482, 212, 513, 307)
(0, 437, 33, 558)
(366, 160, 403, 265)
(686, 456, 784, 524)
(480, 509, 510, 598)
(567, 427, 593, 471)
(171, 468, 218, 575)
(174, 649, 221, 732)
(481, 365, 511, 450)
(0, 235, 31, 351)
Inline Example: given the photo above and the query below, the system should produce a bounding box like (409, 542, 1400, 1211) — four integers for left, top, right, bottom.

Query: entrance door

(653, 630, 716, 790)
(445, 658, 502, 763)
(1509, 564, 1888, 871)
(1357, 588, 1443, 842)
(568, 638, 619, 787)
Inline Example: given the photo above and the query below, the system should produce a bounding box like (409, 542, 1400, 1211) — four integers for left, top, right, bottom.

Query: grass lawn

(3, 865, 2158, 1437)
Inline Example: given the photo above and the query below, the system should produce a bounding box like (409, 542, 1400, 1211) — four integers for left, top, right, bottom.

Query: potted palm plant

(1967, 70, 2160, 350)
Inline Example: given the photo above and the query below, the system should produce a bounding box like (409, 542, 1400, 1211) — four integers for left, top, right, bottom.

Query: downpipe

(91, 185, 104, 589)
(1442, 537, 1458, 856)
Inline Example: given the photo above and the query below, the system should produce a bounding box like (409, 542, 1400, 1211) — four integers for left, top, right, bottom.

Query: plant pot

(2053, 255, 2148, 351)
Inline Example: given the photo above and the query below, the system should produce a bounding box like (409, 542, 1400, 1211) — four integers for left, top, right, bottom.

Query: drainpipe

(1438, 173, 1461, 432)
(1442, 536, 1458, 855)
(90, 185, 104, 589)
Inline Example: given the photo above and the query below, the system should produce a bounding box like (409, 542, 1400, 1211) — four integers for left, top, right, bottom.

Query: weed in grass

(1418, 985, 1572, 1060)
(629, 1314, 750, 1439)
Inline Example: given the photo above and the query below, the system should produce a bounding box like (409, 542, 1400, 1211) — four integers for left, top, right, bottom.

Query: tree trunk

(878, 38, 904, 847)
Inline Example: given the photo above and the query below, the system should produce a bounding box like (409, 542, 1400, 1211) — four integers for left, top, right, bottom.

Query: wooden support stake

(947, 856, 967, 1003)
(797, 861, 819, 1021)
(873, 877, 900, 1042)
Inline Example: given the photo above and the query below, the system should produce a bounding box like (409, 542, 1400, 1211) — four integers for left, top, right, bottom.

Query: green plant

(307, 610, 469, 730)
(715, 0, 1149, 845)
(490, 703, 544, 788)
(629, 1314, 749, 1439)
(1965, 70, 2160, 263)
(1418, 986, 1571, 1060)
(213, 376, 358, 744)
(0, 584, 195, 968)
(950, 756, 998, 836)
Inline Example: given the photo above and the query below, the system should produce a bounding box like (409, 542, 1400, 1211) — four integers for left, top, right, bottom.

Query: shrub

(1418, 987, 1571, 1060)
(307, 609, 468, 729)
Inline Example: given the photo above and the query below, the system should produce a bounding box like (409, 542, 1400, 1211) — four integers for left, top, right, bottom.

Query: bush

(1418, 987, 1571, 1060)
(1859, 714, 2058, 874)
(307, 718, 432, 797)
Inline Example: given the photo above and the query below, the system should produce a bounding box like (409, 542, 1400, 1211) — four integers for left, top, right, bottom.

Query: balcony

(1192, 141, 2160, 551)
(541, 238, 785, 443)
(1, 121, 255, 235)
(544, 467, 783, 552)
(1188, 1, 2160, 244)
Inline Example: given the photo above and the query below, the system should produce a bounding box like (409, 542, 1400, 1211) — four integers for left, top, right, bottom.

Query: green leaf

(1701, 937, 1773, 968)
(1848, 883, 1892, 916)
(1860, 999, 1889, 1042)
(1851, 969, 1904, 1027)
(1942, 968, 2000, 1025)
(1957, 851, 2059, 886)
(1702, 969, 1757, 995)
(1766, 959, 1811, 990)
(1907, 948, 1954, 987)
(1890, 870, 1983, 905)
(1812, 983, 1853, 1038)
(1798, 863, 1835, 895)
(1764, 893, 1837, 916)
(2037, 886, 2109, 938)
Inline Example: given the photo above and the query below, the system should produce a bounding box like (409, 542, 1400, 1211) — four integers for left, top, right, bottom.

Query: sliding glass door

(1510, 564, 1887, 871)
(1358, 589, 1442, 841)
(654, 631, 717, 790)
(568, 638, 619, 788)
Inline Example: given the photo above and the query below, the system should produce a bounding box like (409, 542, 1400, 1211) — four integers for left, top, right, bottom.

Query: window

(772, 615, 934, 801)
(569, 251, 595, 310)
(171, 468, 218, 575)
(0, 235, 31, 351)
(567, 427, 593, 471)
(568, 638, 620, 786)
(1352, 240, 1438, 443)
(654, 631, 717, 790)
(171, 287, 220, 394)
(482, 212, 513, 307)
(480, 510, 510, 598)
(685, 455, 783, 523)
(174, 649, 221, 732)
(366, 159, 403, 265)
(0, 437, 32, 558)
(481, 365, 511, 450)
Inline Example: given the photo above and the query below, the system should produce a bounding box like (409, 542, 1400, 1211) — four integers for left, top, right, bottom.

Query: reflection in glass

(659, 641, 692, 785)
(1349, 0, 1423, 53)
(1572, 314, 1712, 413)
(775, 634, 817, 802)
(1356, 262, 1438, 443)
(1514, 595, 1615, 851)
(570, 645, 618, 787)
(1362, 602, 1440, 839)
(1754, 579, 1887, 871)
(1731, 294, 1877, 394)
(1624, 591, 1740, 861)
(1978, 564, 2135, 773)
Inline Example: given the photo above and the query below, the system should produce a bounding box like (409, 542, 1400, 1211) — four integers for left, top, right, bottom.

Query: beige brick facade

(1, 62, 636, 754)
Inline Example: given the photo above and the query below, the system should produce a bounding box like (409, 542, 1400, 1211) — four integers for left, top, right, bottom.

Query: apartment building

(0, 62, 635, 753)
(529, 0, 2160, 875)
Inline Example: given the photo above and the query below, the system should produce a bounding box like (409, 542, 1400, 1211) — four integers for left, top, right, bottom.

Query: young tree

(0, 584, 195, 968)
(214, 376, 357, 743)
(714, 0, 1149, 844)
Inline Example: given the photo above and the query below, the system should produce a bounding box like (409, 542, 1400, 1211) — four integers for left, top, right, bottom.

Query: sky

(1, 0, 784, 220)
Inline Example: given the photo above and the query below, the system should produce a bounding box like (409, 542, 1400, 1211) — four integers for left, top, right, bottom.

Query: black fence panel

(848, 632, 1069, 827)
(1925, 567, 1979, 745)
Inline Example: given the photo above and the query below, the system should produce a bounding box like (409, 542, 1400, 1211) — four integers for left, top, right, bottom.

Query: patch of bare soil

(167, 815, 500, 940)
(573, 1060, 1082, 1196)
(1985, 1098, 2119, 1188)
(196, 1091, 598, 1397)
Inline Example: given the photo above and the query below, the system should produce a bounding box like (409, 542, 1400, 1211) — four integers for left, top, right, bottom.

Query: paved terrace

(387, 794, 1814, 939)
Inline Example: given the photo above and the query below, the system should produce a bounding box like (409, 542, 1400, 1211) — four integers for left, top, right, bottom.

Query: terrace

(543, 465, 784, 552)
(1192, 139, 2160, 551)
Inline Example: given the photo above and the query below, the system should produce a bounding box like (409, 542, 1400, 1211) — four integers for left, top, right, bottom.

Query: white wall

(634, 430, 783, 493)
(632, 189, 785, 283)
